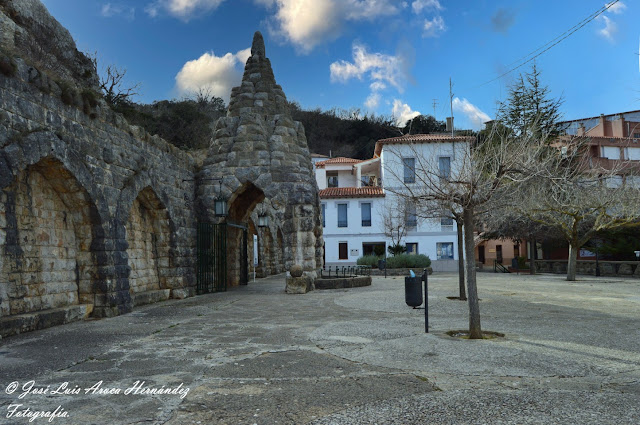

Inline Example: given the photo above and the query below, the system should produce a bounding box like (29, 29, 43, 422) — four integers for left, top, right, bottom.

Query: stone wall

(0, 1, 322, 338)
(0, 57, 198, 336)
(535, 260, 640, 277)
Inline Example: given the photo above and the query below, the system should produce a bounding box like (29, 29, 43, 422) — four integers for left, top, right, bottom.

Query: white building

(316, 134, 474, 272)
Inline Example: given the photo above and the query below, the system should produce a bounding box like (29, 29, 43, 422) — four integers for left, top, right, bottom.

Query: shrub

(58, 81, 77, 106)
(357, 255, 382, 268)
(385, 254, 431, 269)
(388, 243, 407, 256)
(373, 245, 385, 256)
(517, 256, 528, 269)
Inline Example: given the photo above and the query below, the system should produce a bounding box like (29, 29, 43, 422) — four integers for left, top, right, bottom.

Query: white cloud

(330, 43, 410, 92)
(597, 15, 617, 42)
(392, 99, 420, 126)
(175, 48, 251, 103)
(423, 15, 446, 37)
(101, 3, 135, 20)
(257, 0, 399, 53)
(365, 92, 381, 109)
(452, 97, 491, 130)
(606, 1, 626, 14)
(411, 0, 442, 14)
(145, 0, 225, 20)
(370, 81, 387, 91)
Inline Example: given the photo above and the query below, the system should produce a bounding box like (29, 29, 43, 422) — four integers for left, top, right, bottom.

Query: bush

(373, 245, 385, 256)
(388, 243, 407, 256)
(517, 256, 528, 269)
(385, 254, 431, 269)
(58, 81, 77, 106)
(357, 255, 382, 267)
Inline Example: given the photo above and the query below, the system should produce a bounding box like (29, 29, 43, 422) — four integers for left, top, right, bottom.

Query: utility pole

(432, 99, 438, 120)
(449, 78, 454, 137)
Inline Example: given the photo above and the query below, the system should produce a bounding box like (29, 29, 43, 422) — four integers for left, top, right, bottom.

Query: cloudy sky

(42, 0, 636, 130)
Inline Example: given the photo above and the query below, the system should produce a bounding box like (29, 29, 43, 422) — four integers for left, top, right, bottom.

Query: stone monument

(197, 32, 323, 287)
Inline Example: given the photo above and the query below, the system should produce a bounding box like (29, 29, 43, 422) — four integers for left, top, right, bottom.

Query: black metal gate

(196, 222, 227, 293)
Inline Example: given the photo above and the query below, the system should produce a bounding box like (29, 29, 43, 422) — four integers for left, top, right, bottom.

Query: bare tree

(514, 138, 640, 281)
(384, 130, 547, 338)
(90, 54, 141, 106)
(381, 198, 420, 256)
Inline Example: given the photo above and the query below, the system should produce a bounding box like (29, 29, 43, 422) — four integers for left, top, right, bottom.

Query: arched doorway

(125, 186, 173, 306)
(0, 158, 98, 318)
(227, 182, 264, 286)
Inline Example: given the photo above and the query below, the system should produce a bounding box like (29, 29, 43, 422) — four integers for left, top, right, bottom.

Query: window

(405, 201, 417, 228)
(406, 243, 418, 255)
(339, 242, 348, 260)
(403, 158, 415, 183)
(634, 133, 640, 139)
(441, 215, 453, 231)
(436, 242, 454, 260)
(361, 202, 371, 227)
(337, 203, 348, 227)
(361, 175, 376, 187)
(327, 172, 338, 188)
(438, 157, 451, 180)
(321, 203, 326, 227)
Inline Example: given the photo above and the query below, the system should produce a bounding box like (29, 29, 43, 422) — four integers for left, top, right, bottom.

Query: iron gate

(196, 222, 227, 293)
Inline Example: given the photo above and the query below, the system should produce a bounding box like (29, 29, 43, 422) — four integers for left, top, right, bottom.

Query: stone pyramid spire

(200, 31, 323, 284)
(227, 31, 289, 118)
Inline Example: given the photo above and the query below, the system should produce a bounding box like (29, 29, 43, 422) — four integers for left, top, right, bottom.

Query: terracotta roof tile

(315, 157, 362, 168)
(374, 133, 475, 157)
(319, 187, 385, 198)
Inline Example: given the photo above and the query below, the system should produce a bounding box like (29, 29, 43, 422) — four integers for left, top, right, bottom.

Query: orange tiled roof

(374, 134, 475, 157)
(315, 157, 362, 168)
(319, 187, 385, 198)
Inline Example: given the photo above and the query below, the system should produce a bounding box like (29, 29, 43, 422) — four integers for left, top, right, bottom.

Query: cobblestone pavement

(1, 272, 639, 424)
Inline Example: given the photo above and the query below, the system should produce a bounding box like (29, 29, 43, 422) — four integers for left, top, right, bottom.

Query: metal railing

(320, 265, 372, 278)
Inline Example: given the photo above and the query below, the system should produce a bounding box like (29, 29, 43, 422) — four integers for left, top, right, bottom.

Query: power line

(475, 0, 620, 89)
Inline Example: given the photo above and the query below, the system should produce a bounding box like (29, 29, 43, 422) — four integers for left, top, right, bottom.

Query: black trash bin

(511, 258, 518, 269)
(378, 259, 386, 270)
(405, 276, 423, 308)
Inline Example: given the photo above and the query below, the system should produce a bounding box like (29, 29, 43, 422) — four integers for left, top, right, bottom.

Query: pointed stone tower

(198, 31, 323, 286)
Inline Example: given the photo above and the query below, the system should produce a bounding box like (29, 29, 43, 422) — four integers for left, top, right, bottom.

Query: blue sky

(41, 0, 637, 130)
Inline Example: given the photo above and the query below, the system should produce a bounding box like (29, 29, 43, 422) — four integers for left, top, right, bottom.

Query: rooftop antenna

(449, 78, 454, 137)
(432, 99, 438, 119)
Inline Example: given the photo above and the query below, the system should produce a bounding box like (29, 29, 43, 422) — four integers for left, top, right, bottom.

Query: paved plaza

(1, 272, 639, 424)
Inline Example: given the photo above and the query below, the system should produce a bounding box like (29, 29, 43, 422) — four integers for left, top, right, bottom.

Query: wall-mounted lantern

(214, 179, 227, 217)
(257, 203, 269, 227)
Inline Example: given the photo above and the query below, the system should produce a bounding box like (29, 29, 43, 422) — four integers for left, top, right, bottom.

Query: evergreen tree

(497, 63, 563, 140)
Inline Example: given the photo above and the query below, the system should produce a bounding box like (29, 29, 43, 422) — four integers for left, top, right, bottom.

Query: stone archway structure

(125, 186, 173, 306)
(198, 31, 323, 286)
(226, 182, 264, 286)
(0, 157, 98, 321)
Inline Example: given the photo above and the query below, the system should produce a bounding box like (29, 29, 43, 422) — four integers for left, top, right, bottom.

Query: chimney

(578, 123, 585, 136)
(446, 117, 454, 133)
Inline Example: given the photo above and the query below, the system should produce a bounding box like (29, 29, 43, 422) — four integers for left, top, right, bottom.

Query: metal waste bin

(405, 276, 423, 308)
(378, 259, 386, 270)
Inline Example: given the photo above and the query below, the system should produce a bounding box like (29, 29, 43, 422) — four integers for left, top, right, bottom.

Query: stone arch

(0, 157, 100, 322)
(227, 181, 265, 286)
(125, 186, 175, 306)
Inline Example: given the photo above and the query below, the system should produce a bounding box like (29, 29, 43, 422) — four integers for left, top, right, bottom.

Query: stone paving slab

(0, 272, 639, 424)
